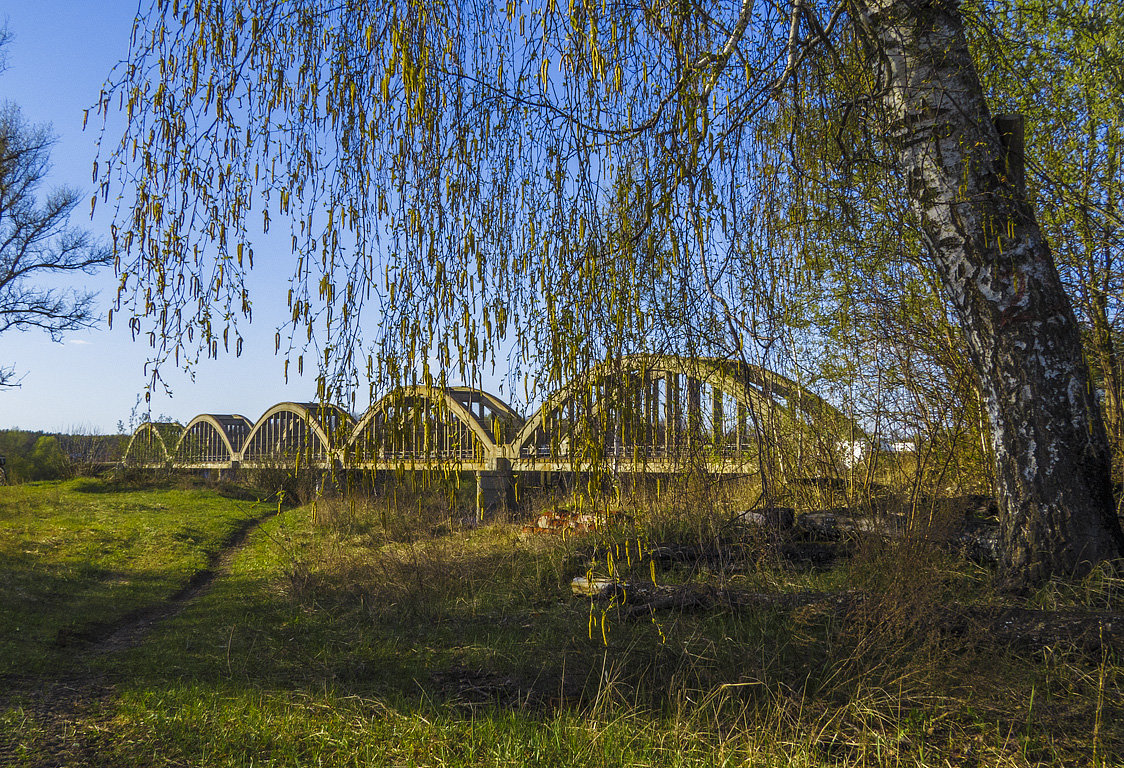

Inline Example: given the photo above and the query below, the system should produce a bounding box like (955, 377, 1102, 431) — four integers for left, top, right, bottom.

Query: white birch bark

(850, 0, 1124, 582)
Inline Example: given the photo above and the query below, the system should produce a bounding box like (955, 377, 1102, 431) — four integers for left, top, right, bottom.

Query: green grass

(0, 477, 275, 675)
(1, 482, 1120, 766)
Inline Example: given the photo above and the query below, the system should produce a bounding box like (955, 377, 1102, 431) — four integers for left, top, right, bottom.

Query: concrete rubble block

(796, 509, 909, 540)
(796, 510, 856, 540)
(571, 576, 622, 597)
(735, 506, 795, 530)
(948, 517, 1001, 564)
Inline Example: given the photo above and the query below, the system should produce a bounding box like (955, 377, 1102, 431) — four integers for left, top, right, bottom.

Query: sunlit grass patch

(103, 684, 776, 768)
(0, 478, 274, 675)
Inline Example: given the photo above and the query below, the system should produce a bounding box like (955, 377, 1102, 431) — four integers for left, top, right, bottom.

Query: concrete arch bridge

(123, 355, 857, 512)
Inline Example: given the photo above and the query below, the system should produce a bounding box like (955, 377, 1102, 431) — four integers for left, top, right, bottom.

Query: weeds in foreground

(0, 480, 1120, 766)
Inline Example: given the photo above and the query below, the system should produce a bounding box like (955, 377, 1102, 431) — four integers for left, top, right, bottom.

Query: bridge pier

(476, 458, 513, 519)
(217, 460, 240, 482)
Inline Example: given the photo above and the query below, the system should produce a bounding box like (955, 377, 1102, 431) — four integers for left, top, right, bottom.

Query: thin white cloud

(68, 339, 92, 345)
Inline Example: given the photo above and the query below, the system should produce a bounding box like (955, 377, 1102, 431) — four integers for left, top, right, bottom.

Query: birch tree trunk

(850, 0, 1124, 583)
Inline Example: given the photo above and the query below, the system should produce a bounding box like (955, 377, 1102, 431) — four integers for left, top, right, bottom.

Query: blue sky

(0, 2, 460, 434)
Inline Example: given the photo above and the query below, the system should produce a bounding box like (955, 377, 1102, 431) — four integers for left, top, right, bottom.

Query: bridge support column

(476, 458, 513, 520)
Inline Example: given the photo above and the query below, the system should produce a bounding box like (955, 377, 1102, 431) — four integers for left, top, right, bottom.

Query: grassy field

(0, 478, 1120, 766)
(0, 478, 274, 678)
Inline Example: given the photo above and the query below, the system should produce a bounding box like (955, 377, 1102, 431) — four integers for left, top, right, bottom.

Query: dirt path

(92, 507, 279, 655)
(0, 506, 280, 768)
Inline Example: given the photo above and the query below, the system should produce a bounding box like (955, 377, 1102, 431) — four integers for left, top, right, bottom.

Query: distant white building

(836, 438, 917, 468)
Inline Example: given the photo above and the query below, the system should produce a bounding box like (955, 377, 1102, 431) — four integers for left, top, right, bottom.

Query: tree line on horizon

(0, 429, 128, 483)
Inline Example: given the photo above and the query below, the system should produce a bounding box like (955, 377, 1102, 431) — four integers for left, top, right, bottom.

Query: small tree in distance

(0, 32, 111, 386)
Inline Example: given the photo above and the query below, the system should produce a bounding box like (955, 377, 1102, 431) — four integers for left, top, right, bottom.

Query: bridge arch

(239, 402, 354, 465)
(348, 385, 523, 465)
(117, 356, 855, 481)
(512, 354, 854, 468)
(171, 414, 253, 466)
(123, 422, 184, 467)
